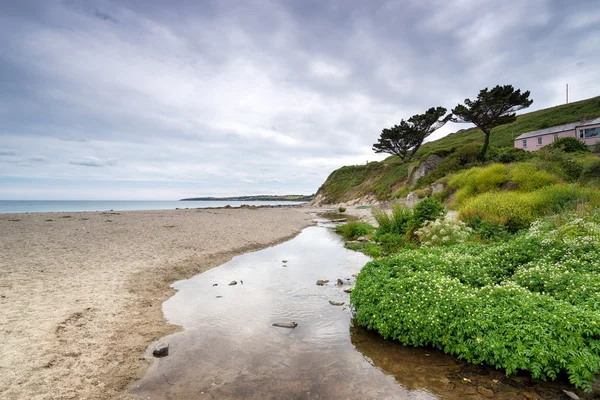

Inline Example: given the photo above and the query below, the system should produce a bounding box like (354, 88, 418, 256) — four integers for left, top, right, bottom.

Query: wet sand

(0, 207, 312, 400)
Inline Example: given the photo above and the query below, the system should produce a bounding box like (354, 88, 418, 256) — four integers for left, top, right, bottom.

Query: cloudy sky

(1, 0, 599, 200)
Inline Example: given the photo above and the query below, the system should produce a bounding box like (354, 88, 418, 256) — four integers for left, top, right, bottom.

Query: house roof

(515, 116, 600, 140)
(515, 121, 580, 140)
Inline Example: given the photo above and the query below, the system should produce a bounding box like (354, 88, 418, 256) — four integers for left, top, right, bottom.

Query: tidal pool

(131, 223, 584, 400)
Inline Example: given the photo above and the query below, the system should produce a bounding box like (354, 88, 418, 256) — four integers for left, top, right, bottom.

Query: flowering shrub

(415, 217, 472, 246)
(351, 213, 600, 391)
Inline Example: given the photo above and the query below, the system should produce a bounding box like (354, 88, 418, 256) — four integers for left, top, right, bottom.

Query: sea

(0, 200, 306, 214)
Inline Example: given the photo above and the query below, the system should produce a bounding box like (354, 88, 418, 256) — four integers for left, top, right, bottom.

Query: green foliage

(459, 185, 600, 232)
(452, 85, 533, 159)
(316, 161, 410, 203)
(495, 147, 533, 163)
(412, 197, 446, 229)
(338, 207, 346, 213)
(334, 221, 375, 241)
(374, 107, 451, 162)
(549, 136, 591, 153)
(393, 186, 411, 198)
(351, 214, 600, 391)
(415, 217, 472, 246)
(372, 203, 414, 238)
(580, 158, 600, 185)
(345, 241, 383, 257)
(507, 163, 561, 192)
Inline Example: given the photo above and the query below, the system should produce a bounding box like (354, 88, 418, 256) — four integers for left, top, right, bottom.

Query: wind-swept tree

(373, 107, 451, 162)
(372, 122, 418, 161)
(452, 85, 533, 160)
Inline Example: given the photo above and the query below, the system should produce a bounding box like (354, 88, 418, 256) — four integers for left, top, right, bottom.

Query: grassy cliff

(315, 96, 600, 204)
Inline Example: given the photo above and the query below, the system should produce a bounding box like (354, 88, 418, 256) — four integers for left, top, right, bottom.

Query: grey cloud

(69, 157, 118, 167)
(0, 149, 17, 156)
(0, 0, 599, 199)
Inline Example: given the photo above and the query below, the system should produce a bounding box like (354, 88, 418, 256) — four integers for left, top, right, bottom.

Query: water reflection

(131, 225, 586, 400)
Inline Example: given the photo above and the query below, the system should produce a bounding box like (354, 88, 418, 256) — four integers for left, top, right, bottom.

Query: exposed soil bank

(0, 208, 312, 399)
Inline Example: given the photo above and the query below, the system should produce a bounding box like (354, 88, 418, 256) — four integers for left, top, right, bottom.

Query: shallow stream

(131, 222, 583, 399)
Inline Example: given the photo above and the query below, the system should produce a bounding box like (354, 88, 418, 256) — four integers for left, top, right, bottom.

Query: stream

(131, 221, 583, 400)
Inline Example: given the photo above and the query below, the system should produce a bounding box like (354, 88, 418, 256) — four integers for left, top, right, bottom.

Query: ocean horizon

(0, 200, 306, 214)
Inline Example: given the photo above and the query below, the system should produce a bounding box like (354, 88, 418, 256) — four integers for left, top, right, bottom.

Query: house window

(522, 139, 527, 148)
(537, 137, 543, 145)
(581, 127, 600, 138)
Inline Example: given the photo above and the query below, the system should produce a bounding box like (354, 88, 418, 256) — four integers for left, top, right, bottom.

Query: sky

(1, 0, 600, 200)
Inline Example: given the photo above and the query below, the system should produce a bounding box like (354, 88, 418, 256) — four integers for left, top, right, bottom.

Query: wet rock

(462, 386, 477, 395)
(272, 322, 298, 329)
(563, 390, 580, 400)
(316, 280, 329, 286)
(343, 286, 354, 293)
(356, 236, 370, 242)
(337, 279, 343, 286)
(212, 283, 218, 286)
(329, 218, 347, 223)
(352, 273, 357, 277)
(229, 281, 237, 286)
(282, 260, 288, 263)
(216, 296, 223, 298)
(477, 386, 494, 398)
(281, 264, 287, 267)
(152, 342, 169, 358)
(329, 300, 345, 306)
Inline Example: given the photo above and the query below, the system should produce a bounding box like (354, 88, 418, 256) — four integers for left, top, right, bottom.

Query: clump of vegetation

(549, 136, 591, 153)
(59, 215, 72, 219)
(415, 217, 472, 247)
(351, 211, 600, 391)
(338, 207, 346, 213)
(334, 221, 374, 241)
(344, 241, 383, 257)
(459, 184, 600, 232)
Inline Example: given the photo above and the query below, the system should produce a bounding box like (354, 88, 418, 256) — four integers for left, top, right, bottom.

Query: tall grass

(372, 202, 413, 236)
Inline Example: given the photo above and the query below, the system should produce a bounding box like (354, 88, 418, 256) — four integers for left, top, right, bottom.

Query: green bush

(448, 164, 509, 206)
(415, 217, 472, 246)
(351, 215, 600, 391)
(338, 206, 347, 213)
(580, 158, 600, 184)
(334, 221, 374, 240)
(412, 197, 446, 230)
(496, 147, 533, 164)
(549, 136, 591, 153)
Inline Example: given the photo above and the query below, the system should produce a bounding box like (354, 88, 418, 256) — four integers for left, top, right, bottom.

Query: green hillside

(315, 96, 600, 204)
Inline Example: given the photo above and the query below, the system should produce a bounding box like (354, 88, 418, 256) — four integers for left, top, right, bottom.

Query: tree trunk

(406, 141, 423, 163)
(479, 131, 490, 160)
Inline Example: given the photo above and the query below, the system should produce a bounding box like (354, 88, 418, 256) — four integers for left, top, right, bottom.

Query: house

(514, 116, 600, 151)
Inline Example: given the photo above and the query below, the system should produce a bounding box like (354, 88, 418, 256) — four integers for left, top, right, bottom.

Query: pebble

(229, 281, 237, 286)
(343, 286, 354, 293)
(563, 390, 580, 400)
(272, 322, 298, 329)
(152, 342, 169, 358)
(329, 300, 345, 306)
(477, 386, 494, 398)
(316, 280, 329, 286)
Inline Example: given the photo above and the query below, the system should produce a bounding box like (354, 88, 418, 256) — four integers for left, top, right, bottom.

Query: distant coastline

(180, 194, 314, 202)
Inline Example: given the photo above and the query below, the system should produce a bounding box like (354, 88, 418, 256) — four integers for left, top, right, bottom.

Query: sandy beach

(0, 207, 312, 400)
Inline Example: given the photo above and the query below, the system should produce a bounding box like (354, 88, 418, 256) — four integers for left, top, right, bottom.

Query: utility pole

(566, 83, 569, 104)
